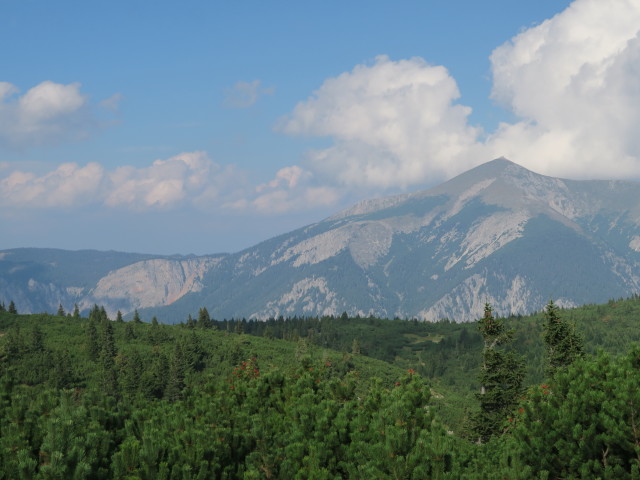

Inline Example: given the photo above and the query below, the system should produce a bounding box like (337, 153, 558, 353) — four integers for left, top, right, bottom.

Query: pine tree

(49, 350, 74, 389)
(8, 300, 17, 314)
(542, 299, 584, 377)
(86, 321, 100, 361)
(100, 350, 119, 397)
(197, 307, 211, 328)
(149, 316, 163, 345)
(119, 350, 143, 398)
(116, 310, 123, 323)
(133, 309, 142, 323)
(88, 304, 99, 322)
(30, 325, 45, 353)
(73, 303, 80, 318)
(56, 304, 65, 317)
(140, 350, 168, 399)
(165, 343, 187, 401)
(102, 320, 117, 359)
(0, 301, 5, 312)
(471, 303, 525, 443)
(99, 321, 118, 397)
(124, 321, 136, 340)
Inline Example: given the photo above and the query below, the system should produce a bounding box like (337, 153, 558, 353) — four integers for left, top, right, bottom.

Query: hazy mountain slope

(144, 158, 640, 322)
(0, 248, 226, 317)
(3, 158, 640, 322)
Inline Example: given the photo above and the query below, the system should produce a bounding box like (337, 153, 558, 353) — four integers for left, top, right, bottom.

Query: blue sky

(2, 0, 640, 255)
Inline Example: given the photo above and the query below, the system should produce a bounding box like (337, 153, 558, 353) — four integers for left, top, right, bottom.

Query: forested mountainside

(0, 296, 638, 478)
(3, 158, 640, 322)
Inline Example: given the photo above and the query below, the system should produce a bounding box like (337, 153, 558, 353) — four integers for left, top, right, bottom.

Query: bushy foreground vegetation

(0, 298, 639, 479)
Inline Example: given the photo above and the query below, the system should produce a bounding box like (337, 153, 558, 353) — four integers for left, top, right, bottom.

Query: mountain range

(2, 158, 640, 322)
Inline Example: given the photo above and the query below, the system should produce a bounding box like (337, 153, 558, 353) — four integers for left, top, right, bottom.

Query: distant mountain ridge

(2, 158, 640, 322)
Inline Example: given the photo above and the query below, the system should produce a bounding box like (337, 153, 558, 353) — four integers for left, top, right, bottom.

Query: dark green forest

(0, 298, 639, 479)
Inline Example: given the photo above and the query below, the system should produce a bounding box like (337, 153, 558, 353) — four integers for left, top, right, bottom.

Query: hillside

(0, 295, 638, 478)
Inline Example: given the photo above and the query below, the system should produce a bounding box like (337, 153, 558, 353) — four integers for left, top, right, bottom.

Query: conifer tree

(99, 321, 118, 397)
(73, 303, 80, 318)
(89, 304, 98, 321)
(116, 310, 123, 323)
(119, 350, 143, 398)
(471, 303, 525, 443)
(165, 343, 187, 401)
(149, 316, 164, 345)
(197, 307, 212, 328)
(8, 300, 17, 314)
(86, 321, 100, 361)
(133, 309, 142, 323)
(56, 304, 65, 317)
(102, 320, 117, 359)
(0, 301, 6, 312)
(30, 325, 45, 353)
(542, 299, 584, 377)
(124, 321, 136, 340)
(49, 350, 74, 389)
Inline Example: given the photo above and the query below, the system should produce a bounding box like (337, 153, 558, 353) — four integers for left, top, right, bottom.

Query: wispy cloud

(99, 92, 123, 112)
(224, 79, 274, 109)
(0, 152, 337, 214)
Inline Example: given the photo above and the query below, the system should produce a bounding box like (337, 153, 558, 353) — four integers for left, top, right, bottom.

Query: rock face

(3, 158, 640, 322)
(0, 249, 224, 319)
(146, 158, 640, 322)
(81, 257, 223, 317)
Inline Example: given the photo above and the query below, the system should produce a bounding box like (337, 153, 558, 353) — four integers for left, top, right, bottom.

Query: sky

(2, 0, 640, 255)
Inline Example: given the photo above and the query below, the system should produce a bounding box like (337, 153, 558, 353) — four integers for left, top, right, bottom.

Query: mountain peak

(4, 158, 640, 323)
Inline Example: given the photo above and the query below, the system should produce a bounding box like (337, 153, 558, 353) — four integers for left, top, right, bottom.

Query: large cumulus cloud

(281, 0, 640, 187)
(488, 0, 640, 178)
(279, 55, 482, 188)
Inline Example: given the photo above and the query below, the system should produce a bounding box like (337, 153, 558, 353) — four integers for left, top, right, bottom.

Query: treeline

(0, 299, 639, 478)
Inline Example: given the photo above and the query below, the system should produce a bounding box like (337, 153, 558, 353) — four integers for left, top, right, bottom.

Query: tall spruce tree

(197, 307, 212, 328)
(86, 320, 100, 361)
(99, 320, 118, 397)
(471, 303, 525, 443)
(542, 299, 584, 377)
(8, 300, 17, 314)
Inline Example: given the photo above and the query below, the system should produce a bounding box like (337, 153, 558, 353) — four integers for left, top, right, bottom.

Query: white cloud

(0, 81, 96, 148)
(250, 165, 340, 214)
(0, 162, 105, 207)
(0, 152, 337, 214)
(279, 55, 482, 189)
(486, 0, 640, 178)
(99, 93, 123, 112)
(103, 151, 248, 210)
(5, 0, 640, 221)
(279, 0, 640, 189)
(224, 80, 275, 109)
(0, 152, 231, 210)
(0, 81, 122, 149)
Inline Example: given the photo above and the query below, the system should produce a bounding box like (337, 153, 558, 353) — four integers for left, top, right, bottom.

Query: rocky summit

(3, 158, 640, 322)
